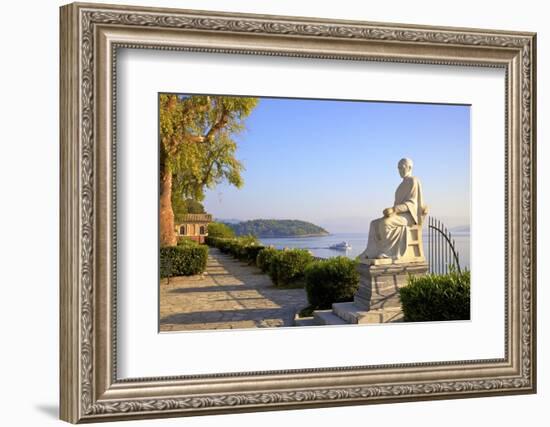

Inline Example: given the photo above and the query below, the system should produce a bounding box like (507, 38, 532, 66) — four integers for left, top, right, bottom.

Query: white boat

(329, 241, 351, 251)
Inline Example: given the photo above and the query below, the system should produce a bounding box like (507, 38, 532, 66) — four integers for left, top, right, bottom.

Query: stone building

(175, 213, 212, 244)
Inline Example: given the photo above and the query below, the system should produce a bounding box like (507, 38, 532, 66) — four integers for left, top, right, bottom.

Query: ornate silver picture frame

(60, 2, 536, 423)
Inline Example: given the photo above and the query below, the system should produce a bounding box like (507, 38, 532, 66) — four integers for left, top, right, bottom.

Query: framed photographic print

(60, 2, 537, 423)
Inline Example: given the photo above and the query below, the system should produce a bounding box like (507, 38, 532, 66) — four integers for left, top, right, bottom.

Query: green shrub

(216, 238, 234, 254)
(268, 249, 313, 288)
(267, 250, 283, 285)
(225, 239, 241, 256)
(205, 235, 262, 264)
(160, 244, 208, 278)
(207, 222, 236, 238)
(205, 236, 232, 250)
(177, 237, 198, 246)
(231, 239, 262, 263)
(256, 247, 279, 273)
(159, 255, 172, 279)
(399, 270, 470, 322)
(241, 244, 265, 264)
(235, 234, 259, 246)
(229, 240, 246, 260)
(304, 257, 359, 309)
(204, 235, 219, 247)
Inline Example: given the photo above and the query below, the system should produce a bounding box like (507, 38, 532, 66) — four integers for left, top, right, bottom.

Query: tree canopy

(159, 94, 258, 247)
(173, 198, 206, 223)
(160, 94, 258, 201)
(207, 222, 236, 239)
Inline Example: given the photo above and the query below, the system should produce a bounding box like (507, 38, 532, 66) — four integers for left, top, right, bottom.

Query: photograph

(158, 93, 471, 332)
(57, 2, 536, 422)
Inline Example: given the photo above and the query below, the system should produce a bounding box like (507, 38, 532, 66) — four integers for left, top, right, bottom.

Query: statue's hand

(422, 205, 429, 216)
(383, 207, 395, 217)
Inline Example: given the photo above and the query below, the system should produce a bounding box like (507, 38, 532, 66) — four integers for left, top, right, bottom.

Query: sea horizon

(258, 231, 470, 269)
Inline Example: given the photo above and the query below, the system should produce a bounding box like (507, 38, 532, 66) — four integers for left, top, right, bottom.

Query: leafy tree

(207, 222, 235, 238)
(173, 198, 205, 223)
(160, 94, 258, 246)
(184, 199, 205, 214)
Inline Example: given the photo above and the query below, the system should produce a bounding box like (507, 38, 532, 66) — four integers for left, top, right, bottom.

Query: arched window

(179, 225, 186, 235)
(200, 226, 205, 235)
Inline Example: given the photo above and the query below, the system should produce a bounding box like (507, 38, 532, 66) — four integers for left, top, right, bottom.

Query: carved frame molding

(60, 2, 536, 423)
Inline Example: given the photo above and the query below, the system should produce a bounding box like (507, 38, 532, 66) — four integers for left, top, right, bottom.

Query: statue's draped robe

(365, 176, 424, 259)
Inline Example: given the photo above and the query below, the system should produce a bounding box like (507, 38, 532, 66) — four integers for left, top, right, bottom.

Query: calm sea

(259, 232, 470, 269)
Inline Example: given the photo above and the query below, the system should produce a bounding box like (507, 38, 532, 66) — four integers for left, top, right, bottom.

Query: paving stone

(160, 248, 309, 332)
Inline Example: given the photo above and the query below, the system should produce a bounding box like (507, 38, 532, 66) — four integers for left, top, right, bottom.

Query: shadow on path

(160, 307, 296, 327)
(160, 248, 308, 331)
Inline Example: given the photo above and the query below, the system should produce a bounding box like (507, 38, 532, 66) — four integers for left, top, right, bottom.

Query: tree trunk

(160, 163, 177, 247)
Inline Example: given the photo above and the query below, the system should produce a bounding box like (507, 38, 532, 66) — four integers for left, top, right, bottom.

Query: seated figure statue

(361, 158, 428, 261)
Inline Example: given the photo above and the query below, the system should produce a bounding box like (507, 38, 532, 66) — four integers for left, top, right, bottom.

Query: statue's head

(398, 158, 413, 178)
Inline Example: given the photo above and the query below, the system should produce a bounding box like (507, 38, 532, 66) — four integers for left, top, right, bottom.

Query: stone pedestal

(313, 259, 428, 325)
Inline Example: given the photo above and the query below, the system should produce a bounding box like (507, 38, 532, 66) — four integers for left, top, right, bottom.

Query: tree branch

(204, 105, 230, 142)
(200, 144, 228, 187)
(185, 135, 205, 143)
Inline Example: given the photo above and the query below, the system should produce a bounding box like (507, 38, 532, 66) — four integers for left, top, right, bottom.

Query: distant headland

(222, 219, 329, 238)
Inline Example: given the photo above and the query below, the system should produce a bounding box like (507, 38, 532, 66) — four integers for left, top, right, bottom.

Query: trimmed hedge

(208, 237, 360, 304)
(241, 244, 265, 264)
(205, 235, 264, 264)
(304, 257, 359, 310)
(177, 237, 199, 247)
(160, 244, 208, 278)
(256, 247, 279, 273)
(268, 249, 313, 288)
(205, 236, 231, 252)
(399, 270, 470, 322)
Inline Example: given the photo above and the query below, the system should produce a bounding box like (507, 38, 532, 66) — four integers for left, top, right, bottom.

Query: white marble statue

(362, 158, 428, 261)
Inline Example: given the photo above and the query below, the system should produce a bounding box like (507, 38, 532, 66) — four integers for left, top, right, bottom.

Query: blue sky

(203, 97, 470, 233)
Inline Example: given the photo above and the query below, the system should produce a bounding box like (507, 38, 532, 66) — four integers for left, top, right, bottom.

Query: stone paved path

(160, 248, 309, 332)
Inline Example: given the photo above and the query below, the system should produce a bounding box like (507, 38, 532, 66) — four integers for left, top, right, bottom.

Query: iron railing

(426, 216, 461, 274)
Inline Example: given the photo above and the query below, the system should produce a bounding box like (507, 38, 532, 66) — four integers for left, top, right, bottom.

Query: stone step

(332, 302, 368, 324)
(365, 307, 404, 323)
(371, 296, 401, 306)
(313, 310, 348, 326)
(332, 302, 404, 324)
(293, 315, 317, 327)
